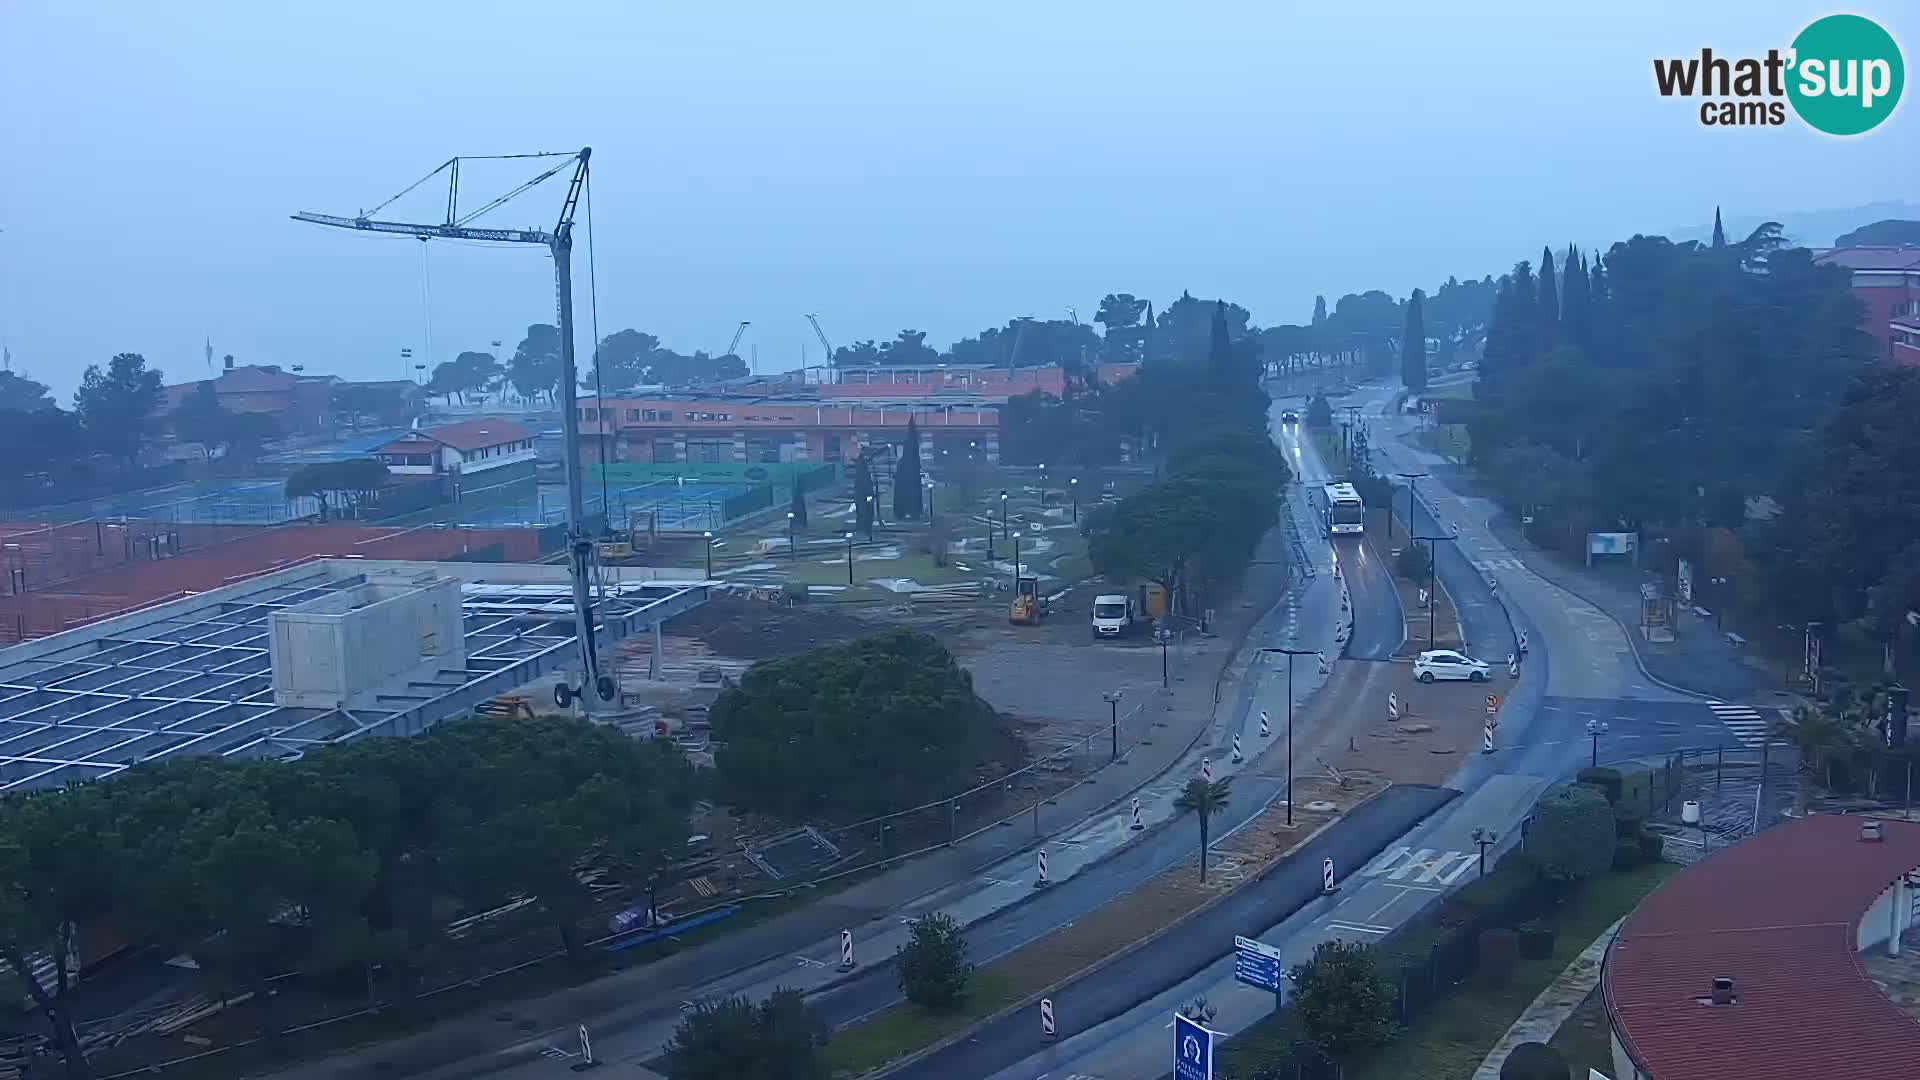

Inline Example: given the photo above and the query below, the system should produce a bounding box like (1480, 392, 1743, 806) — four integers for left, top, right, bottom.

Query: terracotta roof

(1605, 814, 1920, 1080)
(1814, 246, 1920, 272)
(380, 418, 533, 454)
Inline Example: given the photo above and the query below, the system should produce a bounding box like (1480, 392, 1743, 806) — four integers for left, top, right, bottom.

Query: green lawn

(1412, 425, 1470, 461)
(773, 548, 979, 588)
(1344, 862, 1674, 1080)
(1546, 986, 1615, 1077)
(820, 969, 1023, 1076)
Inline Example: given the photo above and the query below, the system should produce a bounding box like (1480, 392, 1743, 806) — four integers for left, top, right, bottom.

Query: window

(626, 408, 642, 420)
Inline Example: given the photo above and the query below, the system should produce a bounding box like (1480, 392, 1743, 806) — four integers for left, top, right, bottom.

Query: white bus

(1323, 482, 1365, 536)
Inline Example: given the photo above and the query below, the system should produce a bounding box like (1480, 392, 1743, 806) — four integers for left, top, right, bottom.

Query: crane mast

(725, 320, 750, 358)
(293, 147, 613, 711)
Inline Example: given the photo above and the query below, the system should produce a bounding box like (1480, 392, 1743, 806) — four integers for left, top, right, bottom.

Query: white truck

(1091, 594, 1136, 638)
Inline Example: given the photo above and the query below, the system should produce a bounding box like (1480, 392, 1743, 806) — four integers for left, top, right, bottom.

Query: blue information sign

(1173, 1012, 1214, 1080)
(1232, 934, 1286, 994)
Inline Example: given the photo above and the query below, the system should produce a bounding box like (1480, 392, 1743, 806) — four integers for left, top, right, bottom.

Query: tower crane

(293, 148, 616, 710)
(805, 313, 835, 370)
(724, 320, 750, 358)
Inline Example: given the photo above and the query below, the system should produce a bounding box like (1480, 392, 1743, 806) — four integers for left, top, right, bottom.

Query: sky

(1, 1, 1915, 399)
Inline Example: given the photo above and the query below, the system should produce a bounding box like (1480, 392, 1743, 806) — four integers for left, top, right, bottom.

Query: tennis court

(30, 479, 321, 527)
(405, 475, 753, 532)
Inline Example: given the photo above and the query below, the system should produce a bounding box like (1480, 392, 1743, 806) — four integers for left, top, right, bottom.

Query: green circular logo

(1787, 14, 1904, 135)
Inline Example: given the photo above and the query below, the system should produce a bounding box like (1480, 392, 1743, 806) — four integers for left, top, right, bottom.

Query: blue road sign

(1232, 934, 1286, 994)
(1173, 1012, 1214, 1080)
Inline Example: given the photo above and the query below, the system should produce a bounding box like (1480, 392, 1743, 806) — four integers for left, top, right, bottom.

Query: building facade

(161, 363, 336, 433)
(375, 419, 538, 480)
(1814, 247, 1920, 367)
(575, 395, 1000, 466)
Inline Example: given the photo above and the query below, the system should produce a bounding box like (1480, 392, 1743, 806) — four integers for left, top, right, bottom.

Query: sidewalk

(1472, 917, 1623, 1080)
(261, 490, 1307, 1080)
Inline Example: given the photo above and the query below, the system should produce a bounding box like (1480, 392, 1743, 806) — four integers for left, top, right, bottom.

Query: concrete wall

(270, 572, 464, 710)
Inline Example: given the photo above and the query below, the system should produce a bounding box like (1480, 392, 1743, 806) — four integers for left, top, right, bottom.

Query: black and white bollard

(1507, 653, 1519, 679)
(1129, 797, 1144, 830)
(1387, 692, 1400, 722)
(838, 929, 855, 972)
(1034, 848, 1050, 888)
(1321, 856, 1337, 895)
(1259, 709, 1271, 738)
(1232, 733, 1244, 764)
(1482, 720, 1495, 754)
(1202, 759, 1213, 783)
(1040, 998, 1056, 1040)
(1517, 630, 1528, 656)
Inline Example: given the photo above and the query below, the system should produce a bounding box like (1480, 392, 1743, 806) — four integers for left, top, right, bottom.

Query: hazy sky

(2, 1, 1915, 398)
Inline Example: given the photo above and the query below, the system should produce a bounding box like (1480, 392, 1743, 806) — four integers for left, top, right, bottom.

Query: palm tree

(1175, 777, 1232, 882)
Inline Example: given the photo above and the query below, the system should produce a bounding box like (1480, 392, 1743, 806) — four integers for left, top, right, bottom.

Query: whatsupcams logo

(1653, 14, 1904, 134)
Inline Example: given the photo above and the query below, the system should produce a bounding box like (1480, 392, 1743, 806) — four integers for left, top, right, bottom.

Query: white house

(376, 418, 537, 478)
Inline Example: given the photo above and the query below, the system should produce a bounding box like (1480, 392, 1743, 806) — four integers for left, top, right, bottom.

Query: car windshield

(1094, 603, 1126, 619)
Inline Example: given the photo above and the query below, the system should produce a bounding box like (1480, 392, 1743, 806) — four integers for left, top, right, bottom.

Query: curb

(865, 784, 1391, 1079)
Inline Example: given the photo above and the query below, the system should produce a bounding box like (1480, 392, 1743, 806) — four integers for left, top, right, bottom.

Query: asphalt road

(887, 784, 1457, 1080)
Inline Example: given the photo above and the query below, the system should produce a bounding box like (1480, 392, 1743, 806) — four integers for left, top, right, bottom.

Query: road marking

(1706, 700, 1775, 747)
(1327, 920, 1393, 935)
(795, 955, 827, 968)
(1361, 846, 1476, 884)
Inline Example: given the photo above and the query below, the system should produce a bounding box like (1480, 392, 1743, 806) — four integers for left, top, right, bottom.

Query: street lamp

(786, 511, 796, 560)
(703, 530, 714, 579)
(1011, 531, 1022, 586)
(863, 494, 877, 541)
(1411, 534, 1452, 648)
(1069, 477, 1079, 523)
(1709, 576, 1728, 630)
(1260, 647, 1318, 826)
(845, 531, 855, 585)
(1155, 626, 1172, 689)
(1470, 827, 1499, 878)
(1103, 690, 1124, 762)
(999, 490, 1009, 544)
(1587, 718, 1609, 768)
(1395, 471, 1428, 549)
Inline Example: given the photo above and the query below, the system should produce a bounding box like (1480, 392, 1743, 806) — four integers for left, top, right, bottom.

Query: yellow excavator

(1009, 576, 1048, 625)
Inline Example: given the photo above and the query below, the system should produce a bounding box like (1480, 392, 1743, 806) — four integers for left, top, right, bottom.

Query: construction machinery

(1009, 576, 1049, 625)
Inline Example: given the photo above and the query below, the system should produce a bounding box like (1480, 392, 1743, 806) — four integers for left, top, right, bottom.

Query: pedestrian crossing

(1468, 556, 1527, 574)
(1359, 846, 1478, 886)
(1706, 700, 1775, 747)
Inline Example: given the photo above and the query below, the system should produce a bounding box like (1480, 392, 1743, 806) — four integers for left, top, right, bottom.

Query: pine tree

(790, 477, 808, 529)
(1711, 206, 1727, 249)
(1400, 289, 1428, 393)
(1538, 246, 1559, 344)
(1208, 301, 1233, 387)
(1312, 295, 1328, 366)
(893, 417, 924, 519)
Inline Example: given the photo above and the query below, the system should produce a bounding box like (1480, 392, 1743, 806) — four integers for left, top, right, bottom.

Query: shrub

(1612, 838, 1643, 870)
(1532, 784, 1616, 883)
(1577, 766, 1623, 804)
(1638, 830, 1666, 862)
(895, 912, 973, 1011)
(1516, 920, 1555, 960)
(1476, 928, 1520, 988)
(1500, 1040, 1571, 1080)
(1396, 540, 1432, 579)
(1614, 804, 1646, 840)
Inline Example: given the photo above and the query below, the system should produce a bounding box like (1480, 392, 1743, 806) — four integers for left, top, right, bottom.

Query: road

(971, 381, 1784, 1080)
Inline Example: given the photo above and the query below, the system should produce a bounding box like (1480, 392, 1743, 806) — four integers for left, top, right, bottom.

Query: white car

(1413, 649, 1490, 683)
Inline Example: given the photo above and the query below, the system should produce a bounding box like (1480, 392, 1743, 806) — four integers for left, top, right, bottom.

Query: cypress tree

(1312, 295, 1328, 365)
(893, 416, 924, 519)
(1711, 206, 1727, 249)
(1538, 246, 1559, 343)
(1400, 289, 1428, 392)
(853, 455, 874, 535)
(1208, 301, 1233, 386)
(1561, 245, 1591, 351)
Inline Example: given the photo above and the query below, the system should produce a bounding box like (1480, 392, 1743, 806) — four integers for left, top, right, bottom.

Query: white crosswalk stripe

(1706, 700, 1775, 747)
(1360, 846, 1478, 885)
(1468, 556, 1527, 573)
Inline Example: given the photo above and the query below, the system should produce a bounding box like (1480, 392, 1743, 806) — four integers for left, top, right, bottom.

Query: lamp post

(1395, 471, 1428, 549)
(1411, 534, 1452, 648)
(1104, 690, 1123, 762)
(845, 531, 855, 585)
(1470, 827, 1498, 878)
(1587, 718, 1608, 768)
(1069, 477, 1079, 523)
(1259, 647, 1317, 826)
(1011, 531, 1022, 586)
(863, 495, 876, 542)
(999, 490, 1009, 545)
(703, 530, 714, 579)
(786, 511, 796, 560)
(1710, 576, 1728, 630)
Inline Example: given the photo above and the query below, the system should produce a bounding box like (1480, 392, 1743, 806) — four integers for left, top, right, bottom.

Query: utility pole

(1260, 647, 1317, 826)
(1411, 534, 1453, 648)
(294, 149, 610, 711)
(1394, 471, 1428, 549)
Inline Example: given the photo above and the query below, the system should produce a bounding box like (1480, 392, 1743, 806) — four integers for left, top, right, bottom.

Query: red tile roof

(1605, 814, 1920, 1080)
(380, 418, 534, 454)
(1814, 246, 1920, 272)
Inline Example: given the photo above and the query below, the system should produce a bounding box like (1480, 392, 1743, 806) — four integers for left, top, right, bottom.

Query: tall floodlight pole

(1260, 647, 1317, 826)
(293, 149, 608, 708)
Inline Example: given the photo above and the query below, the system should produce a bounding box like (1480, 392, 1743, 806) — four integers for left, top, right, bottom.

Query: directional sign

(1173, 1011, 1215, 1080)
(1232, 935, 1285, 993)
